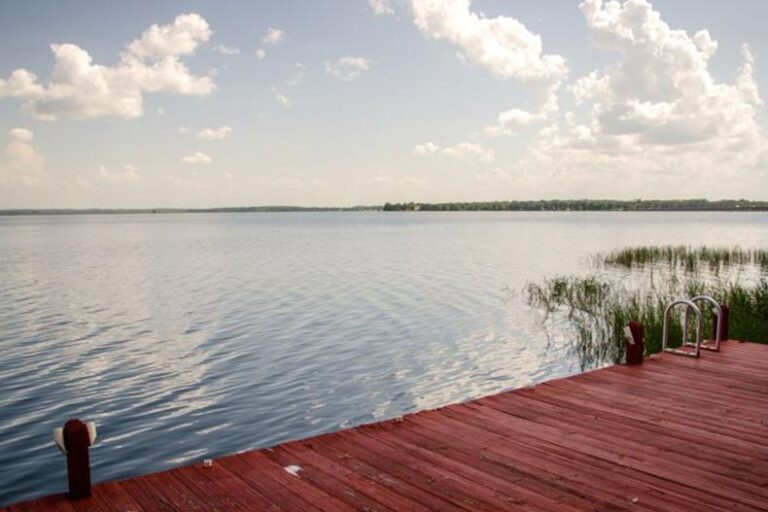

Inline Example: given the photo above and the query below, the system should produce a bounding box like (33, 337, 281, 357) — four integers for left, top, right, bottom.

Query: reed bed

(528, 247, 768, 369)
(597, 246, 768, 272)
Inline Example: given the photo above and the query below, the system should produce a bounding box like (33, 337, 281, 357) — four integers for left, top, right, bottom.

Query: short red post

(626, 322, 644, 365)
(63, 419, 92, 499)
(719, 304, 730, 342)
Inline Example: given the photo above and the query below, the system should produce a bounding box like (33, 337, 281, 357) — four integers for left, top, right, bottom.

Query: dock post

(62, 419, 93, 499)
(625, 322, 644, 365)
(718, 304, 730, 341)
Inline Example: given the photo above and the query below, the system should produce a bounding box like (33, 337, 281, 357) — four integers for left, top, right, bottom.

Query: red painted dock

(5, 340, 768, 511)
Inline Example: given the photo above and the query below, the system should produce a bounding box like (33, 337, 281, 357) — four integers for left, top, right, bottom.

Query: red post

(626, 322, 644, 365)
(719, 304, 730, 342)
(63, 419, 92, 499)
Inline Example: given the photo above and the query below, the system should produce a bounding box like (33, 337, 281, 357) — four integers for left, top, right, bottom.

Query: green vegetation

(598, 246, 768, 272)
(527, 246, 768, 369)
(383, 199, 768, 211)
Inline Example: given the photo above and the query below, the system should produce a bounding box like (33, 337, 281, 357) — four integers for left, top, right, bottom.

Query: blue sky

(0, 0, 766, 208)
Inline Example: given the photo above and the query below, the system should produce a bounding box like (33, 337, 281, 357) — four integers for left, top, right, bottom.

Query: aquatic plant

(528, 247, 768, 370)
(597, 246, 768, 272)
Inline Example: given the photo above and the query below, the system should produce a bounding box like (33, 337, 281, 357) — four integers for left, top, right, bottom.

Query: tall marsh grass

(528, 246, 768, 369)
(597, 246, 768, 272)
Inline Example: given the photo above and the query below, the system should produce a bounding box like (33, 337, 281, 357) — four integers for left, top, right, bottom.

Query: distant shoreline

(0, 206, 378, 216)
(1, 199, 768, 216)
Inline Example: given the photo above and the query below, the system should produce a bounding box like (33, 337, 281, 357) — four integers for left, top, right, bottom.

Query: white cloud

(196, 126, 232, 140)
(254, 29, 283, 61)
(413, 141, 495, 163)
(485, 108, 550, 136)
(369, 0, 395, 15)
(0, 69, 45, 98)
(272, 87, 291, 106)
(287, 63, 306, 87)
(570, 70, 610, 105)
(178, 126, 191, 135)
(528, 0, 767, 195)
(216, 44, 240, 55)
(97, 164, 141, 184)
(262, 28, 285, 45)
(127, 13, 211, 59)
(572, 0, 764, 148)
(0, 128, 48, 186)
(377, 1, 567, 135)
(325, 57, 372, 81)
(181, 151, 212, 164)
(409, 0, 566, 84)
(0, 13, 214, 120)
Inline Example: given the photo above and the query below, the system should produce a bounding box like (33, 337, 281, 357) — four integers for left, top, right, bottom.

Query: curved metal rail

(663, 299, 702, 358)
(689, 295, 722, 352)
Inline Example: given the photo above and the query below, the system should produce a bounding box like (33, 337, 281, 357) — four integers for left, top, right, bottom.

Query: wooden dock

(4, 340, 768, 511)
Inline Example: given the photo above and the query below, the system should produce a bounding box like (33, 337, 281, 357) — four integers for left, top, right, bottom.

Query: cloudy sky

(0, 0, 766, 208)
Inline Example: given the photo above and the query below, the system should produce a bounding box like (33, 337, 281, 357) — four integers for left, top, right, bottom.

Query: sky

(0, 0, 766, 208)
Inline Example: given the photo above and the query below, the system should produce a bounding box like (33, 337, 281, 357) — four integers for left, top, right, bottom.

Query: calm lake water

(1, 211, 767, 505)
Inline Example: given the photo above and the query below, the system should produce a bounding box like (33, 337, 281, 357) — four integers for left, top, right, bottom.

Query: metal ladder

(662, 295, 722, 357)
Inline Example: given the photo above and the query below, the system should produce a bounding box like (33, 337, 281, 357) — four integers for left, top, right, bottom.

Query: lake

(1, 211, 766, 505)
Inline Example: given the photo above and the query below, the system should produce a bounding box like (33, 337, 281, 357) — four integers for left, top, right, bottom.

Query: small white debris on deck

(284, 464, 302, 476)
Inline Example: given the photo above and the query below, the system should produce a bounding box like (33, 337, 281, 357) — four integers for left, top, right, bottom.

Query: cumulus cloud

(127, 13, 211, 59)
(272, 87, 291, 106)
(181, 151, 212, 164)
(485, 106, 553, 136)
(529, 0, 767, 194)
(376, 1, 567, 134)
(255, 27, 285, 60)
(571, 0, 764, 146)
(412, 0, 566, 128)
(413, 141, 495, 163)
(325, 57, 372, 81)
(216, 44, 240, 55)
(97, 164, 141, 184)
(0, 13, 214, 120)
(410, 0, 566, 84)
(196, 126, 232, 140)
(0, 128, 48, 186)
(262, 28, 285, 45)
(369, 0, 395, 15)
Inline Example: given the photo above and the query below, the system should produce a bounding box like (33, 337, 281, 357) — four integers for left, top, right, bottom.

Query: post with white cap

(53, 419, 97, 500)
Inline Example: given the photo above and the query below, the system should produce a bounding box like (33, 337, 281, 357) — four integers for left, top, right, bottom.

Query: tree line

(382, 199, 768, 211)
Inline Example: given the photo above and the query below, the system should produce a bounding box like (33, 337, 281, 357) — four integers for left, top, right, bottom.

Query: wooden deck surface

(5, 340, 768, 511)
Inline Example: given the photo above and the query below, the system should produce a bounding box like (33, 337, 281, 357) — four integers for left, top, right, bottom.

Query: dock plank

(6, 340, 768, 511)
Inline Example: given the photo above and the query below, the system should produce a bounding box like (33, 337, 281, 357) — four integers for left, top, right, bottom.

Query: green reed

(528, 247, 768, 370)
(597, 246, 768, 273)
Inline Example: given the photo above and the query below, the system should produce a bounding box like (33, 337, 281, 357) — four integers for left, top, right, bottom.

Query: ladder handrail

(663, 299, 702, 358)
(690, 295, 722, 351)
